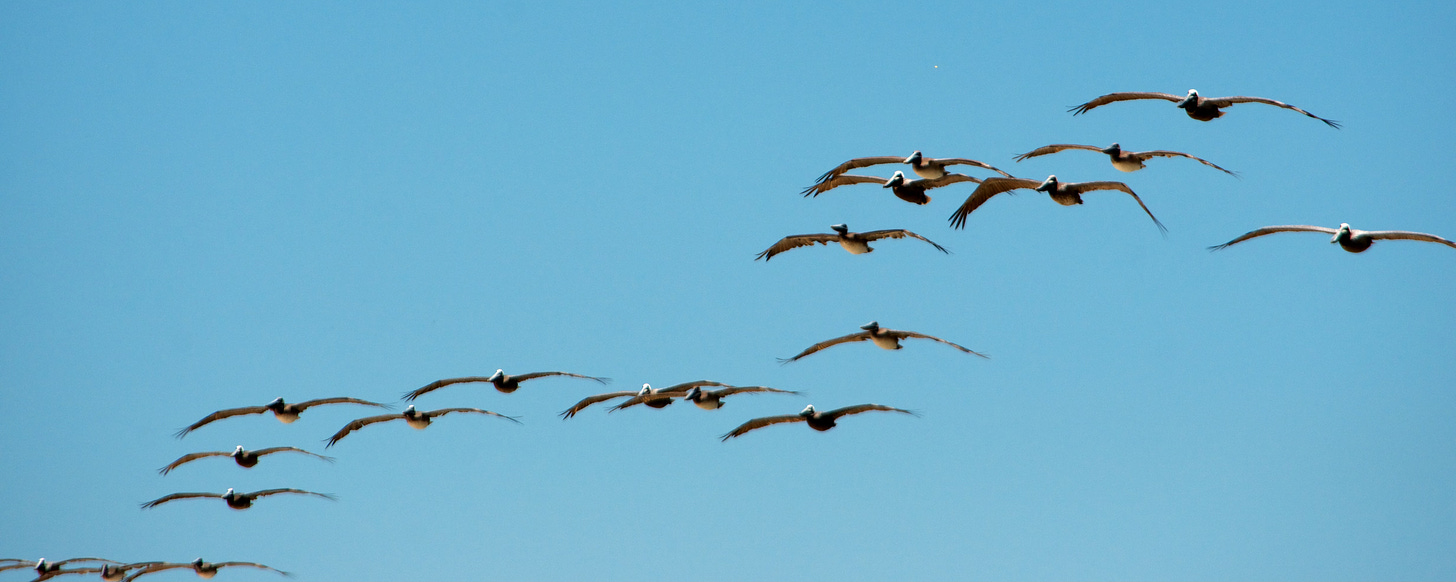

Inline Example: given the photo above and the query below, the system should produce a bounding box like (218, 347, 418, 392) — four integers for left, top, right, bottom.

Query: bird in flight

(755, 223, 948, 261)
(947, 175, 1165, 234)
(721, 404, 916, 440)
(779, 321, 987, 363)
(1069, 89, 1340, 128)
(1209, 223, 1456, 253)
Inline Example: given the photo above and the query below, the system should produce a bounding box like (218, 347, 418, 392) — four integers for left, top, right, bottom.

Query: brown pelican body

(10, 559, 123, 582)
(811, 151, 1010, 185)
(1014, 143, 1237, 176)
(1210, 223, 1456, 253)
(120, 559, 288, 582)
(801, 171, 981, 205)
(779, 321, 988, 363)
(720, 404, 916, 440)
(1070, 89, 1340, 128)
(948, 175, 1166, 233)
(175, 397, 390, 438)
(324, 405, 520, 447)
(403, 369, 609, 400)
(158, 445, 334, 475)
(140, 487, 336, 510)
(755, 224, 948, 261)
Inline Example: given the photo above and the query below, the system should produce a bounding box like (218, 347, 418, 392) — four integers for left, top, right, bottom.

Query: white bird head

(1177, 89, 1199, 107)
(192, 558, 206, 568)
(403, 405, 417, 415)
(266, 397, 285, 408)
(1101, 143, 1121, 154)
(799, 405, 817, 417)
(231, 445, 245, 457)
(223, 488, 236, 499)
(904, 150, 924, 164)
(860, 321, 880, 331)
(830, 223, 849, 234)
(1333, 223, 1352, 243)
(638, 384, 652, 395)
(884, 171, 906, 188)
(488, 369, 505, 382)
(685, 387, 703, 400)
(1035, 175, 1058, 192)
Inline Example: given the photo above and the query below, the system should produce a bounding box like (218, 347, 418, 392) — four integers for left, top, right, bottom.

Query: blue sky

(2, 2, 1453, 580)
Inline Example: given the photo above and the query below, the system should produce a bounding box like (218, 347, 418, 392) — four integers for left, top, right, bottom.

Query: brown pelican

(1210, 223, 1456, 253)
(756, 224, 948, 261)
(119, 559, 288, 582)
(3, 559, 121, 582)
(780, 321, 987, 363)
(175, 397, 390, 438)
(158, 445, 334, 476)
(402, 369, 610, 400)
(562, 381, 730, 418)
(324, 405, 520, 447)
(94, 563, 165, 582)
(1070, 89, 1340, 128)
(801, 171, 981, 205)
(610, 384, 800, 412)
(1014, 143, 1237, 176)
(948, 175, 1166, 233)
(140, 488, 336, 510)
(721, 404, 916, 440)
(811, 151, 1010, 187)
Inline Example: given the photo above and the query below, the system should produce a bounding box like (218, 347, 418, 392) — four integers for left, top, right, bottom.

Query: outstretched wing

(917, 173, 982, 190)
(935, 158, 1013, 177)
(822, 404, 917, 422)
(324, 414, 403, 447)
(608, 392, 680, 412)
(512, 371, 611, 384)
(212, 562, 291, 577)
(120, 563, 192, 582)
(254, 446, 336, 463)
(1364, 230, 1456, 249)
(422, 408, 522, 423)
(778, 331, 872, 364)
(1065, 181, 1167, 234)
(157, 451, 230, 476)
(706, 386, 802, 398)
(812, 156, 905, 184)
(559, 391, 639, 419)
(1013, 144, 1102, 162)
(1069, 92, 1182, 115)
(402, 376, 494, 401)
(247, 488, 337, 502)
(140, 492, 220, 509)
(1207, 225, 1337, 251)
(858, 230, 949, 254)
(889, 330, 990, 359)
(947, 177, 1041, 230)
(174, 406, 269, 438)
(295, 397, 390, 411)
(1207, 96, 1340, 128)
(1137, 150, 1238, 176)
(720, 414, 807, 440)
(755, 233, 841, 261)
(801, 174, 888, 197)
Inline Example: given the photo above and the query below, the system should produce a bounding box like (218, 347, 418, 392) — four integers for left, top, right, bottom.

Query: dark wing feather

(295, 397, 390, 411)
(933, 158, 1013, 177)
(33, 566, 104, 581)
(1207, 225, 1337, 251)
(777, 331, 873, 364)
(50, 559, 123, 568)
(511, 371, 611, 384)
(212, 562, 290, 577)
(1137, 150, 1238, 176)
(1208, 96, 1340, 128)
(888, 330, 990, 359)
(918, 173, 982, 190)
(402, 376, 493, 401)
(948, 177, 1042, 229)
(801, 174, 888, 197)
(706, 386, 802, 398)
(140, 492, 220, 509)
(1065, 181, 1166, 234)
(247, 488, 337, 502)
(254, 446, 336, 463)
(857, 230, 949, 254)
(659, 380, 732, 393)
(157, 451, 231, 475)
(422, 407, 522, 423)
(755, 233, 840, 261)
(719, 414, 807, 440)
(822, 404, 917, 421)
(559, 391, 639, 419)
(323, 414, 403, 448)
(1364, 230, 1456, 249)
(813, 156, 905, 184)
(1013, 144, 1101, 162)
(1069, 92, 1182, 115)
(119, 563, 192, 582)
(174, 406, 269, 438)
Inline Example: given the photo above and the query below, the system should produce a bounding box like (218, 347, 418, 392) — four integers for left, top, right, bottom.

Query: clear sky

(2, 1, 1453, 580)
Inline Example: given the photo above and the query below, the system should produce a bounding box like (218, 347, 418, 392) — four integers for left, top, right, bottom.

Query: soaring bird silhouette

(610, 384, 800, 412)
(1210, 223, 1456, 253)
(560, 381, 732, 418)
(402, 369, 609, 400)
(119, 559, 288, 582)
(779, 321, 987, 363)
(1069, 89, 1339, 128)
(175, 397, 390, 438)
(1014, 143, 1236, 176)
(324, 405, 520, 447)
(158, 445, 334, 476)
(140, 488, 335, 510)
(947, 175, 1165, 233)
(721, 404, 916, 440)
(756, 224, 948, 261)
(810, 151, 1010, 187)
(801, 171, 981, 205)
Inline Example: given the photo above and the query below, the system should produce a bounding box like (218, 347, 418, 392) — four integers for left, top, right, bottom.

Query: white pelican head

(231, 445, 245, 457)
(223, 488, 236, 499)
(638, 384, 652, 395)
(884, 171, 907, 188)
(1177, 89, 1199, 107)
(1333, 223, 1352, 243)
(1035, 175, 1058, 192)
(830, 223, 849, 234)
(860, 321, 880, 331)
(266, 397, 285, 408)
(685, 387, 703, 400)
(904, 150, 924, 165)
(799, 405, 817, 417)
(403, 405, 417, 415)
(488, 369, 505, 382)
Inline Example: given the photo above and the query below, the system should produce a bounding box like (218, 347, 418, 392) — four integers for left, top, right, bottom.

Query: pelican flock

(33, 75, 1456, 582)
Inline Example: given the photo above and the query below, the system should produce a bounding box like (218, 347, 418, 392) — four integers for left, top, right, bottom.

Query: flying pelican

(610, 384, 800, 412)
(560, 381, 729, 418)
(324, 405, 520, 447)
(1069, 89, 1340, 128)
(721, 404, 916, 440)
(140, 488, 336, 510)
(779, 321, 987, 363)
(801, 171, 981, 205)
(3, 559, 121, 581)
(947, 175, 1166, 233)
(175, 397, 390, 438)
(755, 223, 948, 261)
(158, 445, 335, 476)
(118, 559, 288, 582)
(811, 151, 1010, 186)
(1014, 143, 1237, 176)
(402, 369, 609, 400)
(1209, 223, 1456, 253)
